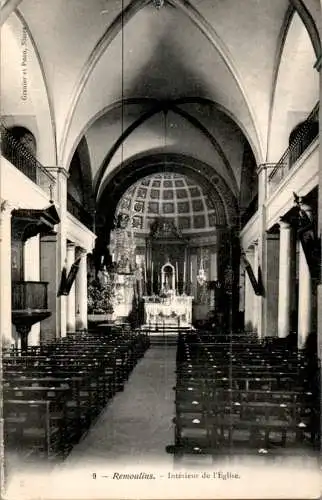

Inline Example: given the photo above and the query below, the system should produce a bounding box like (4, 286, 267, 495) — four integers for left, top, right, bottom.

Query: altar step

(139, 325, 193, 336)
(138, 325, 192, 346)
(148, 334, 178, 347)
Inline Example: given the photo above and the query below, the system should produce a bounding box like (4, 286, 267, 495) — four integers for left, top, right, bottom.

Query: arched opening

(1, 125, 39, 182)
(267, 11, 319, 162)
(288, 112, 319, 166)
(8, 126, 37, 156)
(67, 136, 95, 229)
(95, 154, 240, 331)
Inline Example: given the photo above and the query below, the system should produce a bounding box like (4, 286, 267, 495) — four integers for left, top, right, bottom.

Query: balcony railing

(12, 281, 48, 311)
(67, 192, 94, 230)
(268, 103, 319, 195)
(1, 125, 55, 197)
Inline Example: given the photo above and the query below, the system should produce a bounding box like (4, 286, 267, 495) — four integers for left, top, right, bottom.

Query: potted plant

(88, 277, 115, 323)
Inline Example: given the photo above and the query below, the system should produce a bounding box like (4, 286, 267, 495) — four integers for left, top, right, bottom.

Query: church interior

(0, 0, 321, 494)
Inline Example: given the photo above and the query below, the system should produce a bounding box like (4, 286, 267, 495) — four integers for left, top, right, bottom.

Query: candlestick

(176, 262, 178, 287)
(151, 262, 154, 293)
(183, 261, 186, 292)
(190, 261, 192, 283)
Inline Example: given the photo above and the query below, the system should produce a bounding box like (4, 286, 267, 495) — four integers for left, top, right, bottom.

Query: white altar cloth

(143, 294, 193, 328)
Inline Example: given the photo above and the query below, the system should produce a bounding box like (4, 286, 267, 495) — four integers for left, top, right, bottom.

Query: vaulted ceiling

(1, 0, 320, 209)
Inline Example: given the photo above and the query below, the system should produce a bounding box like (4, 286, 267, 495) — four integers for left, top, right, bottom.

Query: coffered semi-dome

(115, 172, 223, 235)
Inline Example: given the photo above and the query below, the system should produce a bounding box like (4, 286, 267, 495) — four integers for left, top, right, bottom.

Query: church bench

(2, 374, 97, 426)
(3, 398, 67, 459)
(173, 390, 314, 456)
(3, 374, 111, 449)
(176, 353, 308, 377)
(174, 329, 320, 450)
(2, 331, 151, 457)
(177, 368, 308, 387)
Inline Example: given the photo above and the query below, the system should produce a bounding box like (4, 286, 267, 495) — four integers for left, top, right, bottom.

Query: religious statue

(97, 266, 110, 287)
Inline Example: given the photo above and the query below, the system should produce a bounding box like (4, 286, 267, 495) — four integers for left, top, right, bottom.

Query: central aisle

(63, 342, 177, 469)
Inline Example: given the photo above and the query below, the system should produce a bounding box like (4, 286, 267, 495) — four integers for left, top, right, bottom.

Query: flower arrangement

(87, 277, 114, 315)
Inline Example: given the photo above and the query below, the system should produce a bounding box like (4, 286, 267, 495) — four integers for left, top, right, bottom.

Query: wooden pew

(3, 328, 151, 460)
(169, 329, 320, 460)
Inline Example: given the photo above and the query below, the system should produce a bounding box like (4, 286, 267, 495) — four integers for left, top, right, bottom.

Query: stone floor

(62, 343, 177, 469)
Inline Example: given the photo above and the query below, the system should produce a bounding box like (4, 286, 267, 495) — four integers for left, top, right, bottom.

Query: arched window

(1, 125, 38, 181)
(67, 141, 94, 230)
(289, 112, 319, 167)
(9, 126, 37, 156)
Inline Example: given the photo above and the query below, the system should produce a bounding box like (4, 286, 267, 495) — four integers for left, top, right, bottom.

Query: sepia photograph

(0, 0, 321, 499)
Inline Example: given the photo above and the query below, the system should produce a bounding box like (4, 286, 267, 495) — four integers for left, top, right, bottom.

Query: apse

(115, 172, 222, 235)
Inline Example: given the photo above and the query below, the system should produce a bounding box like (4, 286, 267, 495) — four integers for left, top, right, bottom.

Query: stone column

(277, 219, 292, 338)
(0, 201, 14, 347)
(253, 241, 259, 333)
(75, 248, 88, 331)
(265, 233, 280, 336)
(244, 247, 254, 332)
(66, 241, 76, 333)
(239, 266, 245, 327)
(255, 164, 268, 338)
(210, 251, 218, 281)
(190, 253, 197, 320)
(24, 235, 40, 345)
(40, 232, 59, 344)
(210, 250, 218, 309)
(298, 238, 312, 348)
(47, 167, 69, 338)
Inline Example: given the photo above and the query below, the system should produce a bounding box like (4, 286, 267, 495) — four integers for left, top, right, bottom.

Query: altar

(142, 259, 193, 330)
(143, 293, 193, 329)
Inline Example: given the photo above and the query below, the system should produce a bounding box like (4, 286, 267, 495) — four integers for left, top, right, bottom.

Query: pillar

(24, 235, 40, 345)
(210, 251, 218, 281)
(239, 266, 245, 329)
(75, 248, 88, 331)
(210, 250, 218, 309)
(47, 166, 69, 338)
(265, 233, 279, 336)
(253, 241, 259, 333)
(244, 247, 254, 332)
(190, 253, 197, 319)
(277, 219, 292, 338)
(0, 200, 14, 347)
(256, 164, 269, 338)
(66, 241, 76, 333)
(40, 232, 59, 343)
(298, 239, 312, 348)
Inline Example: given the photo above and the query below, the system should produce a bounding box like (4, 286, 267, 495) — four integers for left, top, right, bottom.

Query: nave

(62, 337, 176, 468)
(2, 326, 321, 498)
(3, 326, 320, 465)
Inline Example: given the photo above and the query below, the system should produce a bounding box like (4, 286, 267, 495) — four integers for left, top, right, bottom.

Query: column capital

(46, 166, 69, 179)
(257, 163, 276, 175)
(279, 217, 291, 230)
(76, 246, 87, 256)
